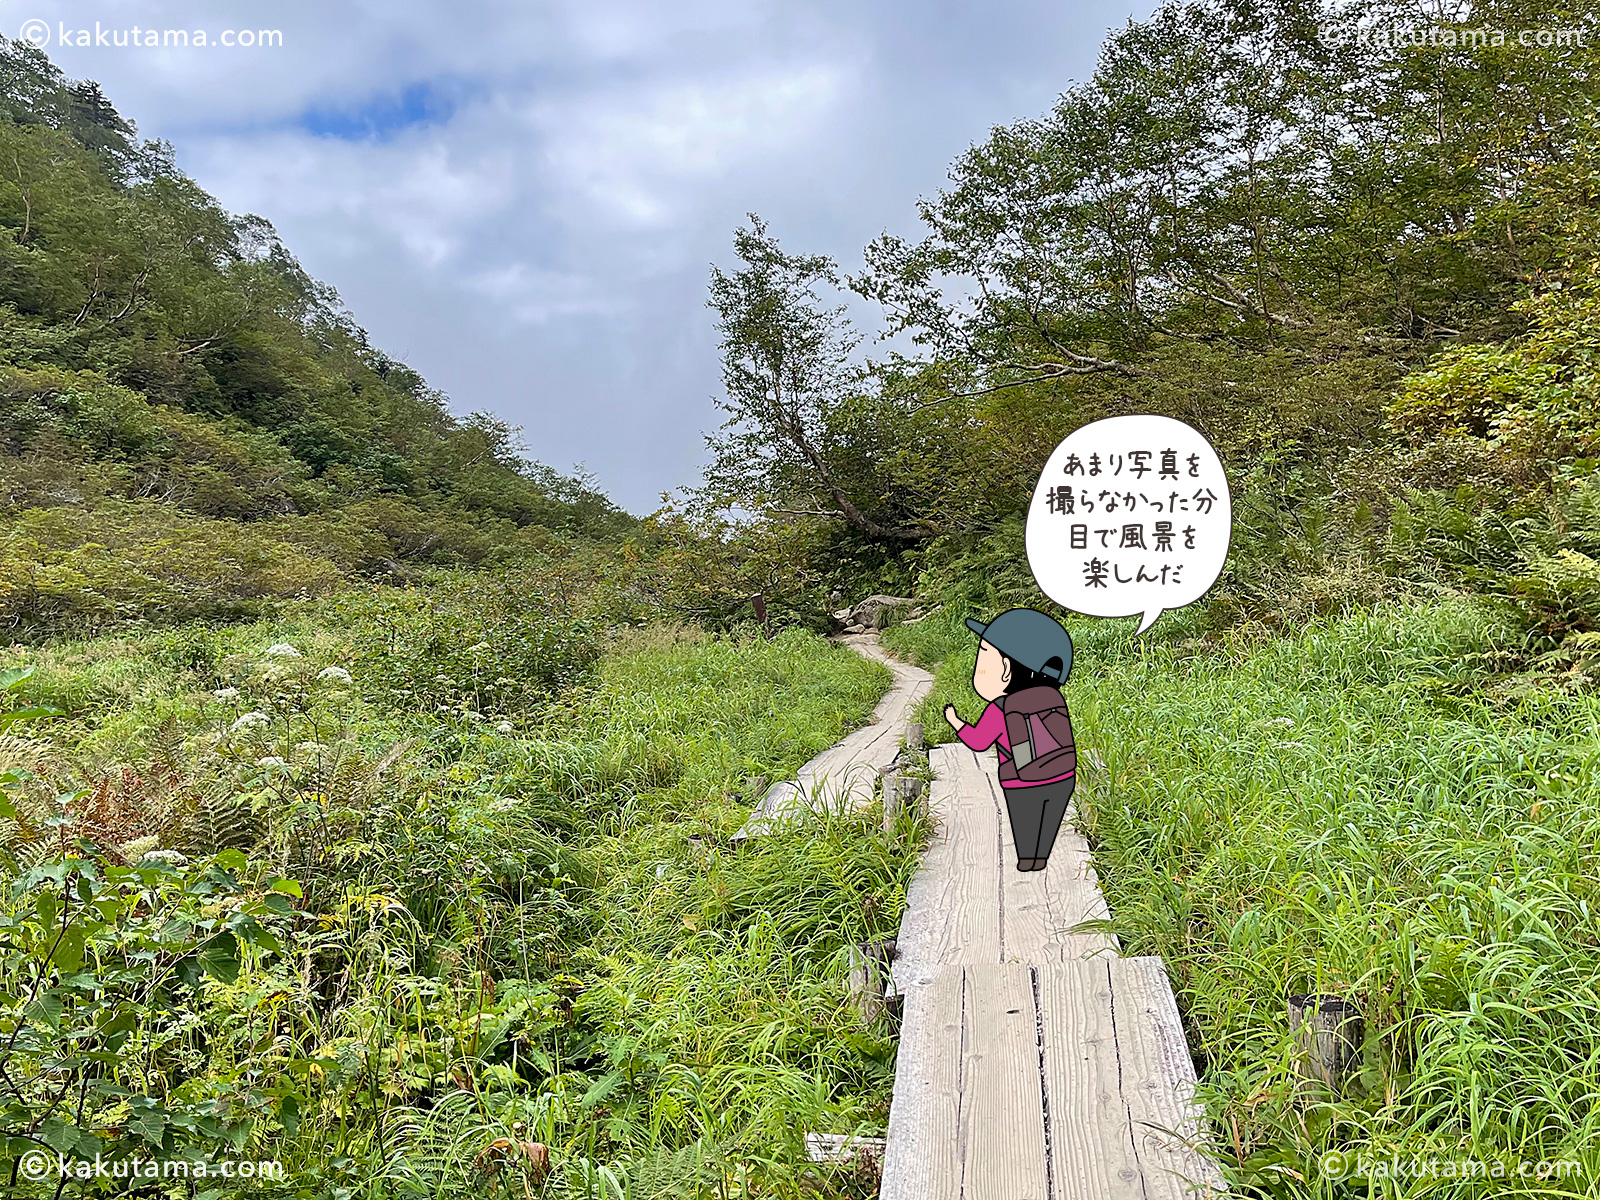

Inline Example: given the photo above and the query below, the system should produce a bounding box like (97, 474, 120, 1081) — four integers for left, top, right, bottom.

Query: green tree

(705, 216, 930, 542)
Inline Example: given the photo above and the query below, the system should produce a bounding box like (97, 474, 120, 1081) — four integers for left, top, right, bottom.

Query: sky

(19, 0, 1151, 512)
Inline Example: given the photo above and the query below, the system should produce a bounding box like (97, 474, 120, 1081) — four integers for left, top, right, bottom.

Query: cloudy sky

(22, 0, 1149, 512)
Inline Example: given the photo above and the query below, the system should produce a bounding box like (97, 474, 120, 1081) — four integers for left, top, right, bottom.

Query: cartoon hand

(943, 704, 962, 731)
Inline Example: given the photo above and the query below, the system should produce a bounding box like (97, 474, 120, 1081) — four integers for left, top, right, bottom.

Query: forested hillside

(0, 38, 629, 634)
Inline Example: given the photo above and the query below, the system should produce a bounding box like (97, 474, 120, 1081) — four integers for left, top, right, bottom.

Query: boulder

(843, 594, 915, 630)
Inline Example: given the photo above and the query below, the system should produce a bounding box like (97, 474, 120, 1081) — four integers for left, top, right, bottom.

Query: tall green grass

(2, 605, 907, 1199)
(890, 600, 1600, 1198)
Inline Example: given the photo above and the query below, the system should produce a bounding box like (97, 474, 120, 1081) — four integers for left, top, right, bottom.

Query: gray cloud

(21, 0, 1148, 511)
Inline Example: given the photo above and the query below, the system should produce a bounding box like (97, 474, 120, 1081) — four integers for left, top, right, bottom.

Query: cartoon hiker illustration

(943, 608, 1077, 872)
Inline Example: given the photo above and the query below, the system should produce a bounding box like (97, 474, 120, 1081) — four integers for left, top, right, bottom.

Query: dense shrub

(0, 502, 344, 630)
(334, 572, 603, 716)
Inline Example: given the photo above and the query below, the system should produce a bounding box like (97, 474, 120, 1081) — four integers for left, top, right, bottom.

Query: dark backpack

(1001, 686, 1077, 783)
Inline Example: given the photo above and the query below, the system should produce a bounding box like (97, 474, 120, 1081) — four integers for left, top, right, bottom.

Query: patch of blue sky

(297, 78, 475, 141)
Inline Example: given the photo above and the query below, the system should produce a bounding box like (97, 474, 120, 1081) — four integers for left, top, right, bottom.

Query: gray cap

(966, 608, 1074, 682)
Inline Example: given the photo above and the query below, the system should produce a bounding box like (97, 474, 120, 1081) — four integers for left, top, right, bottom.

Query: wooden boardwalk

(734, 634, 932, 839)
(883, 744, 1224, 1199)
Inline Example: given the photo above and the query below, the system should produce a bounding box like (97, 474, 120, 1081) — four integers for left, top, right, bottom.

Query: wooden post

(882, 774, 903, 835)
(905, 722, 924, 751)
(1288, 993, 1362, 1096)
(847, 938, 898, 1025)
(750, 592, 772, 638)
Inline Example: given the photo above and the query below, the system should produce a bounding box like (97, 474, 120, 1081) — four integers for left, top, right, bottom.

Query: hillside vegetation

(0, 39, 630, 635)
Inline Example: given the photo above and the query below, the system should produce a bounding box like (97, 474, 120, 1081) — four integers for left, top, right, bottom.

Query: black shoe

(1016, 858, 1037, 871)
(1025, 857, 1048, 872)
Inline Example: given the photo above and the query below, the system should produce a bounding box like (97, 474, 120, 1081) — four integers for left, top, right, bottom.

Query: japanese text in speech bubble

(1025, 414, 1232, 636)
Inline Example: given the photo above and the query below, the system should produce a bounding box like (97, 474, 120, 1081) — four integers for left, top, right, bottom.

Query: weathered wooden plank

(880, 966, 964, 1200)
(882, 719, 1224, 1200)
(986, 765, 1058, 963)
(1111, 956, 1227, 1199)
(959, 964, 1050, 1200)
(1037, 960, 1144, 1200)
(947, 748, 1010, 961)
(943, 743, 1117, 961)
(1029, 935, 1124, 963)
(893, 745, 1002, 985)
(1043, 826, 1119, 953)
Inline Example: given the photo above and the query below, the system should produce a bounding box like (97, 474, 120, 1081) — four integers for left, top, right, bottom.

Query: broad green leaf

(126, 1102, 167, 1146)
(50, 924, 86, 973)
(38, 1116, 79, 1153)
(174, 956, 204, 990)
(26, 991, 63, 1026)
(0, 705, 63, 729)
(197, 931, 240, 984)
(228, 912, 281, 955)
(278, 1092, 300, 1137)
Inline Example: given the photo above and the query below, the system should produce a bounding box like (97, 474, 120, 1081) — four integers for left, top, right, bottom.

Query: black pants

(1004, 777, 1075, 862)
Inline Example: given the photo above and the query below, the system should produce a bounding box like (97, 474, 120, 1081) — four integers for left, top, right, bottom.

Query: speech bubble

(1025, 414, 1232, 635)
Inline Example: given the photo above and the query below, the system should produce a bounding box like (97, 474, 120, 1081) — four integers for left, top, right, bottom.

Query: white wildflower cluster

(316, 666, 353, 685)
(496, 722, 515, 734)
(231, 712, 270, 732)
(144, 849, 189, 866)
(213, 687, 240, 701)
(257, 756, 290, 769)
(263, 643, 302, 658)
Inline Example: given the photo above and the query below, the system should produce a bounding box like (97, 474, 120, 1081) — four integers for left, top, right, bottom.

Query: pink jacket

(956, 702, 1076, 788)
